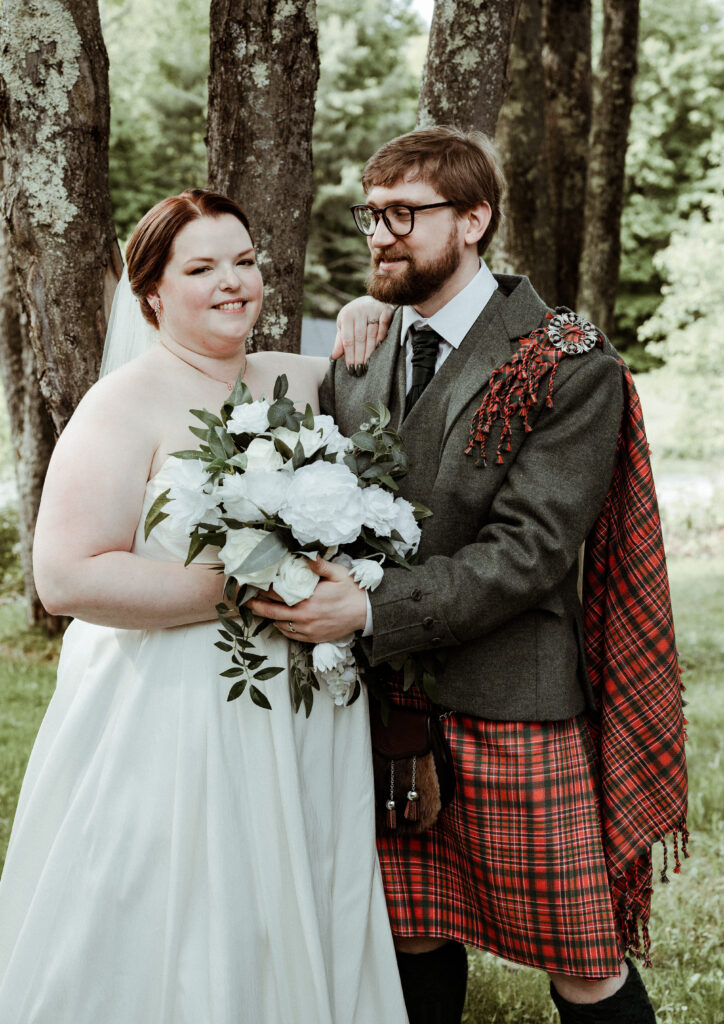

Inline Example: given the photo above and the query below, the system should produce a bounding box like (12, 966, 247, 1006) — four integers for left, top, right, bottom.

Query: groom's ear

(462, 202, 491, 248)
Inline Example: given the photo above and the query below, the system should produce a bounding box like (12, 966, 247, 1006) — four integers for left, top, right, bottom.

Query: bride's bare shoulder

(247, 350, 328, 387)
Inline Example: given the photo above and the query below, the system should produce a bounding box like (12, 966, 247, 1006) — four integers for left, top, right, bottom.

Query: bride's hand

(330, 297, 394, 375)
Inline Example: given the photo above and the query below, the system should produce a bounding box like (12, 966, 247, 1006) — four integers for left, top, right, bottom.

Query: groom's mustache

(371, 246, 411, 267)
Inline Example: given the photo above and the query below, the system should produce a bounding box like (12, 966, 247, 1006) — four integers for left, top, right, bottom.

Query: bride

(0, 189, 408, 1024)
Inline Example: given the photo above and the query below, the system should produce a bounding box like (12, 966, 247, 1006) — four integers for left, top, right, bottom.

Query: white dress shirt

(361, 260, 498, 636)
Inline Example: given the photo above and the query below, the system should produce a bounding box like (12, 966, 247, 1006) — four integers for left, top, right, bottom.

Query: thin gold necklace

(163, 343, 245, 392)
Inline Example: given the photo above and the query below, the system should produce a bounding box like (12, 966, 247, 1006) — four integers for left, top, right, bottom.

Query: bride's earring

(149, 297, 162, 322)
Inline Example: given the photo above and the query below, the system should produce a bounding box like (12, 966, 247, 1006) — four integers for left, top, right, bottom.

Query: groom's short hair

(361, 126, 505, 255)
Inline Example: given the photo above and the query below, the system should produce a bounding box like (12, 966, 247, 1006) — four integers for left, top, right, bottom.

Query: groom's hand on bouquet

(331, 297, 394, 375)
(247, 557, 368, 643)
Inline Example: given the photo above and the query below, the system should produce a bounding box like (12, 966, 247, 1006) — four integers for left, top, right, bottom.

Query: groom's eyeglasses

(350, 201, 455, 238)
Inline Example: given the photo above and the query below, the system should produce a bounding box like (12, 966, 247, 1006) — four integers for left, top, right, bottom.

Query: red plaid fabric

(377, 693, 624, 978)
(582, 363, 688, 961)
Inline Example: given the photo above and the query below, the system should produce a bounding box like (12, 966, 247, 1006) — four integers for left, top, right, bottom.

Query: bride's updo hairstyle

(126, 188, 253, 329)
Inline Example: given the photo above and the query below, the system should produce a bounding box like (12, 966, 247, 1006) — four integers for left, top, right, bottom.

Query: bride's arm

(33, 371, 226, 630)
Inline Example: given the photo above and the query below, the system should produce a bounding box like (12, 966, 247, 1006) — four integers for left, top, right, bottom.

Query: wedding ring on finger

(367, 319, 379, 324)
(288, 621, 296, 634)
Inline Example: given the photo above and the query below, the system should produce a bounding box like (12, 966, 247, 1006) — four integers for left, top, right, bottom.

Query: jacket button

(411, 588, 422, 601)
(423, 616, 434, 629)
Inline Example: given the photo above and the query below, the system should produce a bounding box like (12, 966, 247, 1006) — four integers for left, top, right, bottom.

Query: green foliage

(102, 0, 209, 242)
(305, 0, 425, 316)
(0, 506, 22, 596)
(617, 0, 724, 355)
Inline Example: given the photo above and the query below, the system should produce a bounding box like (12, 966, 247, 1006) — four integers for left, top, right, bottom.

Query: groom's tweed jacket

(320, 275, 624, 721)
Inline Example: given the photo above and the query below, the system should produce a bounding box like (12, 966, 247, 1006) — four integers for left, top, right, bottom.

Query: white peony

(245, 437, 284, 472)
(226, 399, 271, 435)
(221, 469, 292, 521)
(221, 526, 284, 586)
(279, 461, 364, 546)
(390, 497, 422, 558)
(313, 643, 358, 706)
(272, 553, 319, 606)
(348, 558, 384, 591)
(165, 459, 221, 534)
(312, 636, 355, 675)
(361, 484, 398, 536)
(273, 415, 352, 460)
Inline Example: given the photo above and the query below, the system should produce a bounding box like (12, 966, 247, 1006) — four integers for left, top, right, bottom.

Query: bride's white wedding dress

(0, 460, 408, 1024)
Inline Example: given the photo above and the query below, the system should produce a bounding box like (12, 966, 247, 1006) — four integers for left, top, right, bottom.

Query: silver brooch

(546, 312, 601, 355)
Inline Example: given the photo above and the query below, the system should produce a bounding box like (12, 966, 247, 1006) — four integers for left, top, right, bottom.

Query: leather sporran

(370, 702, 455, 835)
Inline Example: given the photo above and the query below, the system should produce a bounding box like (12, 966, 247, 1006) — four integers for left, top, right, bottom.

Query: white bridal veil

(99, 267, 157, 378)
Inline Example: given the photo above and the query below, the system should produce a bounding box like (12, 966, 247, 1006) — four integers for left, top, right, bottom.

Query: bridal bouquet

(145, 374, 430, 714)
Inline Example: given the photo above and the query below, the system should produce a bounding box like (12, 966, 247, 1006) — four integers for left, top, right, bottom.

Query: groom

(250, 126, 686, 1024)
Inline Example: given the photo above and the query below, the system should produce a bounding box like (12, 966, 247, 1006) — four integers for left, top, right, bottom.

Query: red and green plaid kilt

(377, 692, 624, 979)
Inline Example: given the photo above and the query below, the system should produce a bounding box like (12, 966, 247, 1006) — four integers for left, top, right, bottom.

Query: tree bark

(542, 0, 592, 308)
(417, 0, 523, 136)
(207, 0, 320, 353)
(494, 0, 556, 298)
(0, 212, 59, 628)
(0, 0, 122, 435)
(577, 0, 639, 336)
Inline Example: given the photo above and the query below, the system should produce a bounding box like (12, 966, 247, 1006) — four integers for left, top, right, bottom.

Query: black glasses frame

(350, 201, 455, 237)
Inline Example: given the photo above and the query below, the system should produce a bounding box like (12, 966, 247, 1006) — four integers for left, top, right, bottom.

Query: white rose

(221, 526, 284, 586)
(272, 553, 319, 606)
(227, 399, 271, 435)
(245, 437, 284, 472)
(279, 461, 364, 546)
(390, 497, 422, 558)
(361, 484, 398, 536)
(312, 636, 355, 675)
(165, 459, 220, 534)
(310, 415, 353, 458)
(349, 558, 384, 591)
(219, 474, 266, 522)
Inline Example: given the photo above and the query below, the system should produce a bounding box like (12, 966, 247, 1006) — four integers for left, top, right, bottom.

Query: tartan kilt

(376, 689, 625, 979)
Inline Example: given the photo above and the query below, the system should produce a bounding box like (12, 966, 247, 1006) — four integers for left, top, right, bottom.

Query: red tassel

(404, 792, 420, 822)
(386, 802, 397, 830)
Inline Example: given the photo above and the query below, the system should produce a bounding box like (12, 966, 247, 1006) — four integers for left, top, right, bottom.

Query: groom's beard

(366, 225, 461, 307)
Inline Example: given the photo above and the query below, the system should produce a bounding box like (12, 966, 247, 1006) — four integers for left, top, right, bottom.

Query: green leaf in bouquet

(379, 474, 398, 491)
(227, 680, 248, 702)
(251, 619, 268, 638)
(273, 375, 288, 400)
(168, 449, 209, 462)
(190, 408, 223, 429)
(346, 679, 361, 706)
(219, 616, 245, 637)
(273, 437, 295, 461)
(342, 453, 358, 475)
(351, 431, 376, 452)
(249, 685, 273, 710)
(184, 530, 213, 567)
(214, 641, 233, 652)
(223, 377, 253, 415)
(254, 666, 284, 681)
(218, 630, 233, 641)
(222, 579, 237, 604)
(302, 403, 315, 430)
(227, 452, 248, 470)
(188, 425, 210, 442)
(208, 429, 230, 460)
(230, 530, 288, 575)
(292, 439, 306, 470)
(403, 659, 416, 691)
(143, 488, 171, 541)
(239, 605, 253, 629)
(243, 653, 268, 671)
(410, 500, 433, 521)
(364, 400, 391, 429)
(221, 667, 244, 678)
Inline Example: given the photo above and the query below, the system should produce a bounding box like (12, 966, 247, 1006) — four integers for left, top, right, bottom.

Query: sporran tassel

(404, 755, 420, 822)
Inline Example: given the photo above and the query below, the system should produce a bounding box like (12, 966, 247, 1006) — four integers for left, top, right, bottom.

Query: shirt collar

(400, 260, 498, 349)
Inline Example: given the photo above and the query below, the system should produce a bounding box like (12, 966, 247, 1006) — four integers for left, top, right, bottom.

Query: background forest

(0, 0, 723, 1020)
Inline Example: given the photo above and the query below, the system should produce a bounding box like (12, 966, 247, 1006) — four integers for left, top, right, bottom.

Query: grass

(0, 557, 722, 1022)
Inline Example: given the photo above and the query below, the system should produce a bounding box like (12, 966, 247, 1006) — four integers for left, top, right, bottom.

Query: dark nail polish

(356, 364, 363, 376)
(347, 364, 356, 376)
(364, 360, 370, 372)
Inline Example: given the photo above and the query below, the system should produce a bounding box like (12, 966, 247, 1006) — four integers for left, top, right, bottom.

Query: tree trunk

(542, 0, 592, 308)
(577, 0, 639, 336)
(494, 0, 556, 298)
(417, 0, 523, 136)
(0, 214, 59, 629)
(207, 0, 320, 353)
(0, 0, 122, 436)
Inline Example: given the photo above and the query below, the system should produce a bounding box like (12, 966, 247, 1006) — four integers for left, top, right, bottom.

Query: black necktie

(404, 325, 442, 417)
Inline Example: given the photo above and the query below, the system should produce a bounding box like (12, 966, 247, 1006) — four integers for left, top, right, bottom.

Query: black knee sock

(550, 958, 656, 1024)
(395, 942, 468, 1024)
